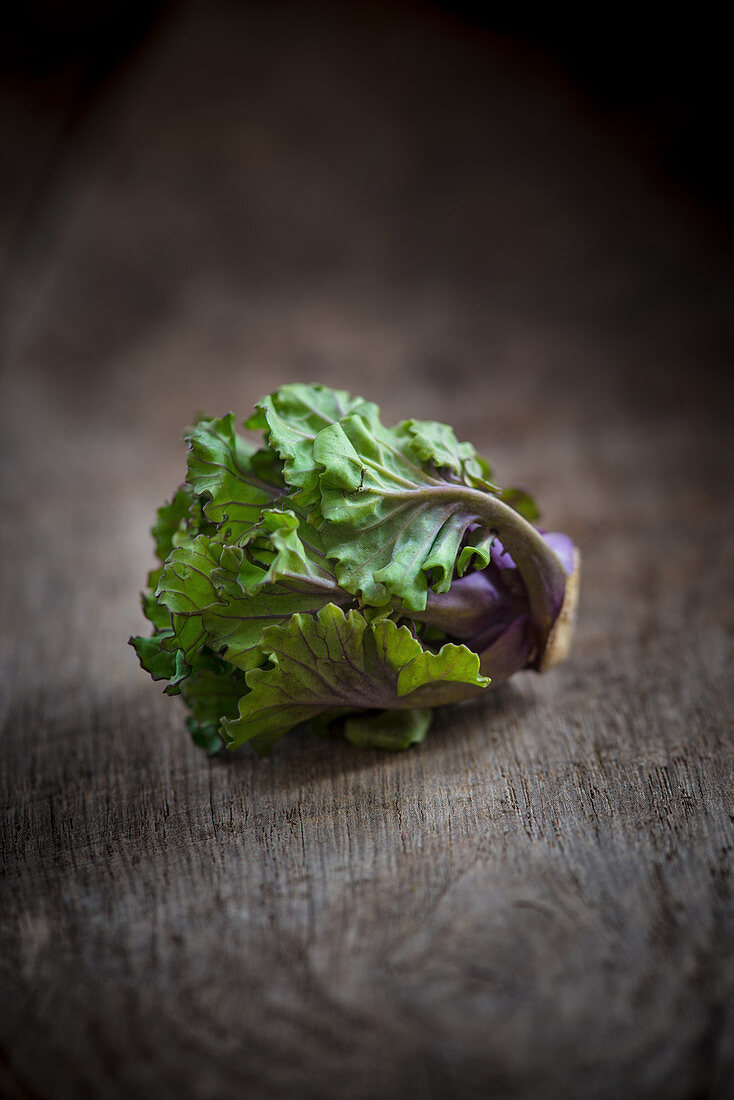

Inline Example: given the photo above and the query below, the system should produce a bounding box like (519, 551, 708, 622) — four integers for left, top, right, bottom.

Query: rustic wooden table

(2, 5, 732, 1098)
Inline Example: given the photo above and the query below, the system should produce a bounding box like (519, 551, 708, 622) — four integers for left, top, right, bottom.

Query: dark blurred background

(4, 1, 733, 218)
(3, 1, 733, 402)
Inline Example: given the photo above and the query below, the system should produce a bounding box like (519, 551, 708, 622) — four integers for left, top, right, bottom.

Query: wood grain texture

(1, 4, 733, 1098)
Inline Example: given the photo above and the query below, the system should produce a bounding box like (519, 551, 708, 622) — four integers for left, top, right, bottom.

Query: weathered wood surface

(1, 4, 733, 1098)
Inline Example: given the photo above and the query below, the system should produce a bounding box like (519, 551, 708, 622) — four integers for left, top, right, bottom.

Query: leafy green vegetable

(130, 383, 579, 754)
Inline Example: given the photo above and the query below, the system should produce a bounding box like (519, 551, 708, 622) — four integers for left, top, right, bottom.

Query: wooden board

(2, 4, 732, 1097)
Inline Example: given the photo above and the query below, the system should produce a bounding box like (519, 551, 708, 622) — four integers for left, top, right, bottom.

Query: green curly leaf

(129, 632, 184, 684)
(201, 510, 352, 669)
(246, 383, 377, 506)
(499, 486, 540, 523)
(394, 418, 496, 491)
(312, 414, 499, 610)
(185, 413, 280, 540)
(221, 603, 489, 753)
(151, 484, 196, 561)
(180, 651, 249, 752)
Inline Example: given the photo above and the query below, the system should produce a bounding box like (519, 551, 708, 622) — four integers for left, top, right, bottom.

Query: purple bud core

(418, 529, 575, 686)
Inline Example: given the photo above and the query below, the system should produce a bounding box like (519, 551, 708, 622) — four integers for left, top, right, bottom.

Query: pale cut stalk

(539, 547, 581, 671)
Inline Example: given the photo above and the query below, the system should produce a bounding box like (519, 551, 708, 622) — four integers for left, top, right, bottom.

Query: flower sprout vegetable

(130, 384, 580, 753)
